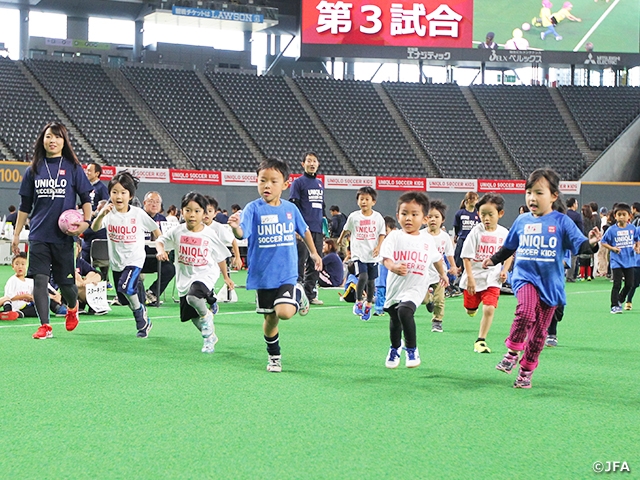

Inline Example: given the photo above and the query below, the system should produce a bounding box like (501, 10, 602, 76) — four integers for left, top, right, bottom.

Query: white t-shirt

(344, 210, 385, 263)
(423, 229, 454, 284)
(380, 229, 441, 308)
(460, 223, 509, 291)
(207, 221, 235, 247)
(3, 275, 33, 311)
(158, 225, 230, 297)
(101, 205, 160, 271)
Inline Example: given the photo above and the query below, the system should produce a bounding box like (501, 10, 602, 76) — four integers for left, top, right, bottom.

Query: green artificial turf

(474, 0, 640, 53)
(1, 266, 638, 478)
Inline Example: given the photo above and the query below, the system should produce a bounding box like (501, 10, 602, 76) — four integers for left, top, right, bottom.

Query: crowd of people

(3, 121, 639, 388)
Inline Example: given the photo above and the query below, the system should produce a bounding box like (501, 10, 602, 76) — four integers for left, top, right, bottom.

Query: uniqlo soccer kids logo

(548, 226, 556, 233)
(59, 169, 66, 175)
(286, 212, 293, 220)
(130, 218, 136, 224)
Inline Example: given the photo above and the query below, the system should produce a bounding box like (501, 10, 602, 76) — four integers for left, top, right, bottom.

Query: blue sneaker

(361, 304, 372, 321)
(210, 301, 219, 315)
(385, 346, 402, 368)
(353, 301, 364, 316)
(405, 347, 421, 368)
(611, 306, 622, 314)
(134, 305, 152, 338)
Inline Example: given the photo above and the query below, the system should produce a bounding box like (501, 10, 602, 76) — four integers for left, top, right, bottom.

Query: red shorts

(463, 286, 501, 310)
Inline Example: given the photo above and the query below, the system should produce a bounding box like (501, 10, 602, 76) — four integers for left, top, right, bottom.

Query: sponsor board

(170, 169, 221, 185)
(376, 176, 426, 191)
(478, 179, 526, 194)
(221, 171, 257, 186)
(324, 175, 376, 189)
(426, 178, 477, 192)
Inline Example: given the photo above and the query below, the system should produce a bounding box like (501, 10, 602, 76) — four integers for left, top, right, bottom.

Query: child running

(484, 169, 601, 388)
(460, 194, 512, 353)
(203, 195, 243, 271)
(228, 158, 322, 373)
(156, 192, 234, 353)
(424, 200, 459, 333)
(373, 216, 397, 316)
(92, 171, 160, 338)
(600, 203, 636, 314)
(380, 192, 449, 369)
(337, 187, 386, 321)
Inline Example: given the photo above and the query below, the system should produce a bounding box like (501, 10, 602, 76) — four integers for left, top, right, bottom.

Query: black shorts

(179, 281, 216, 322)
(27, 240, 75, 286)
(112, 267, 145, 307)
(256, 284, 296, 314)
(354, 261, 378, 280)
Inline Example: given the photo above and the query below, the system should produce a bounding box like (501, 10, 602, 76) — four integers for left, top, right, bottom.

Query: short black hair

(632, 202, 640, 212)
(204, 195, 218, 211)
(477, 193, 505, 212)
(89, 162, 103, 176)
(181, 191, 208, 211)
(397, 191, 430, 216)
(429, 199, 447, 221)
(257, 158, 290, 182)
(566, 197, 577, 208)
(383, 215, 397, 230)
(614, 202, 632, 215)
(356, 186, 377, 202)
(330, 205, 340, 212)
(12, 252, 27, 264)
(8, 205, 16, 213)
(108, 171, 139, 200)
(231, 204, 241, 212)
(302, 151, 319, 162)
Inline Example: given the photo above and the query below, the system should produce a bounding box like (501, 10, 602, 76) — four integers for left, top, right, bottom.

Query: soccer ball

(58, 208, 84, 234)
(521, 22, 531, 31)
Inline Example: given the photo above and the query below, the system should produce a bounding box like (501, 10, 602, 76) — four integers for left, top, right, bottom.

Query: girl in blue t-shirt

(483, 169, 601, 389)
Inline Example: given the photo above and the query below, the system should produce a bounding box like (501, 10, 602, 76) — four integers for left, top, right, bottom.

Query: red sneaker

(33, 324, 53, 339)
(0, 311, 20, 321)
(65, 304, 79, 331)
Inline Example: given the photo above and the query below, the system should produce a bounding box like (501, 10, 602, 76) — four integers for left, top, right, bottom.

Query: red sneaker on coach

(65, 304, 79, 331)
(33, 324, 53, 339)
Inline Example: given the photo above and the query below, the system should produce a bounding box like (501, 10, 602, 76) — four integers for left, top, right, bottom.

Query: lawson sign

(171, 6, 264, 23)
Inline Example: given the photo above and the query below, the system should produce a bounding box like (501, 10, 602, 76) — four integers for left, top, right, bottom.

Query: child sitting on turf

(337, 187, 386, 321)
(228, 158, 322, 373)
(423, 200, 459, 333)
(156, 192, 234, 354)
(92, 171, 161, 338)
(374, 216, 397, 316)
(461, 193, 512, 354)
(380, 192, 448, 369)
(485, 169, 600, 388)
(1, 252, 66, 320)
(600, 203, 637, 313)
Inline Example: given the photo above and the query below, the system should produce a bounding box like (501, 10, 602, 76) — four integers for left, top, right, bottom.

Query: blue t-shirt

(319, 252, 343, 287)
(90, 181, 109, 211)
(289, 174, 324, 234)
(240, 198, 309, 290)
(453, 209, 480, 241)
(602, 224, 637, 269)
(19, 157, 93, 244)
(504, 211, 587, 307)
(636, 226, 640, 267)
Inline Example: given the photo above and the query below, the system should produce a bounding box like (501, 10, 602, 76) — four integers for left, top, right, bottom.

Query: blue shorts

(354, 261, 378, 280)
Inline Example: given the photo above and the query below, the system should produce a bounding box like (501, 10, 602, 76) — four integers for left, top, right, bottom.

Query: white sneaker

(202, 334, 218, 354)
(385, 346, 402, 369)
(405, 347, 421, 368)
(267, 354, 282, 372)
(296, 283, 309, 316)
(200, 312, 214, 338)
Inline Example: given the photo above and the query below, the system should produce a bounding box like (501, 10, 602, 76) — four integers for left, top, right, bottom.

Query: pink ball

(58, 209, 85, 234)
(522, 22, 531, 31)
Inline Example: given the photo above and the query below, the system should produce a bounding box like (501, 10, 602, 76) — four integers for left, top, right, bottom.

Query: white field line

(573, 0, 620, 52)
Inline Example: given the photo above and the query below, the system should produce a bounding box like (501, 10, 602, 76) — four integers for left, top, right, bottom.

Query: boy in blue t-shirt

(374, 216, 397, 316)
(601, 203, 636, 314)
(229, 158, 322, 373)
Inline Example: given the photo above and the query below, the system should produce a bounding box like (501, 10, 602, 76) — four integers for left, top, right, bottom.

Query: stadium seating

(25, 59, 172, 168)
(0, 57, 89, 163)
(294, 77, 426, 177)
(558, 86, 640, 151)
(122, 66, 256, 171)
(470, 85, 586, 180)
(383, 82, 510, 179)
(205, 72, 346, 175)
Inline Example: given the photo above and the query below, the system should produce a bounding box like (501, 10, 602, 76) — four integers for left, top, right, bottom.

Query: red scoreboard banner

(301, 0, 474, 48)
